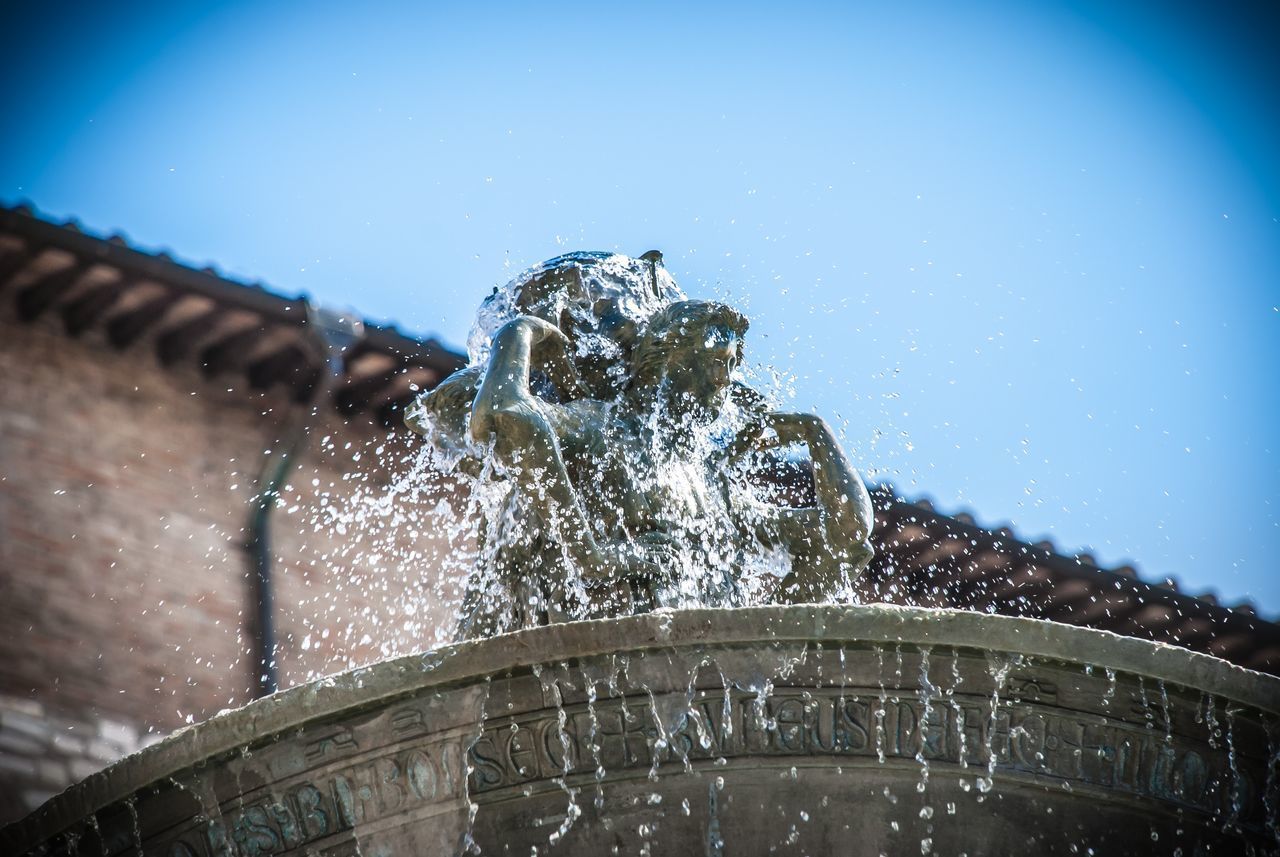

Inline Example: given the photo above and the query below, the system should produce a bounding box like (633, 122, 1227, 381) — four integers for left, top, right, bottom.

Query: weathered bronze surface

(406, 253, 875, 637)
(5, 606, 1277, 856)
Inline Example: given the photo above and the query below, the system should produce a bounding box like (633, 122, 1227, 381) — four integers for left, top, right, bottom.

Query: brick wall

(0, 305, 460, 824)
(0, 693, 162, 821)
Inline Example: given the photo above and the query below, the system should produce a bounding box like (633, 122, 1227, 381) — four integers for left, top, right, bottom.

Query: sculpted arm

(470, 317, 597, 568)
(404, 365, 484, 473)
(740, 413, 875, 601)
(471, 316, 647, 584)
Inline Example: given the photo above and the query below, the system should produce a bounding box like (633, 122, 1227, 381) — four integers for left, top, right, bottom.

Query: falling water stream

(29, 633, 1280, 856)
(18, 252, 1280, 857)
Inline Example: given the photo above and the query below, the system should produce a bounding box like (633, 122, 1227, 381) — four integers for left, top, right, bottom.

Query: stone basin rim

(5, 604, 1278, 853)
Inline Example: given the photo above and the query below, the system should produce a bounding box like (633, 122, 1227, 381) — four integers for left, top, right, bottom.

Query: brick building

(0, 206, 467, 822)
(1, 205, 1275, 826)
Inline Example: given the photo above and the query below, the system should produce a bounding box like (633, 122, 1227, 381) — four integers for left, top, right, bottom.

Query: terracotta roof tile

(0, 203, 465, 418)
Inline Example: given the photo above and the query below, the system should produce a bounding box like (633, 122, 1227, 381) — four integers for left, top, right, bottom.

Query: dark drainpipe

(247, 304, 364, 697)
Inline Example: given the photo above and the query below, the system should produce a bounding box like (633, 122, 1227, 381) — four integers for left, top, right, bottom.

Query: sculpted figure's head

(469, 250, 683, 400)
(629, 300, 748, 424)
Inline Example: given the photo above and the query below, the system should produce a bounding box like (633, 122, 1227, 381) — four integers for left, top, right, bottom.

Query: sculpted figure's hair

(628, 300, 749, 395)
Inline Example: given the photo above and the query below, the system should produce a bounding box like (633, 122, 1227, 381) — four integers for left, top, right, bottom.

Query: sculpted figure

(406, 251, 678, 471)
(408, 253, 874, 637)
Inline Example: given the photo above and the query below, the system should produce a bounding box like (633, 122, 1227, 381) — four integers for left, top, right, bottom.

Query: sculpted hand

(763, 412, 828, 444)
(471, 315, 584, 441)
(511, 314, 568, 355)
(733, 412, 829, 454)
(516, 316, 586, 400)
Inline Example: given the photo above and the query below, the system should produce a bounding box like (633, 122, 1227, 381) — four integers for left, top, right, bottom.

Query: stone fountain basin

(4, 605, 1278, 856)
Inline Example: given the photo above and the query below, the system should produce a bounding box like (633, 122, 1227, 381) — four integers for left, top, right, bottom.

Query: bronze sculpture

(407, 252, 874, 637)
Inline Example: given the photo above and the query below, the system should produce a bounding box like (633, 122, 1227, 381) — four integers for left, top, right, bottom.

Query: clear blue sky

(3, 1, 1277, 611)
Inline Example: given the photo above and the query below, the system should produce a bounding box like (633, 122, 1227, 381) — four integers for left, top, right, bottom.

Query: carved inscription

(162, 738, 466, 857)
(303, 727, 358, 762)
(142, 679, 1263, 857)
(468, 687, 1253, 822)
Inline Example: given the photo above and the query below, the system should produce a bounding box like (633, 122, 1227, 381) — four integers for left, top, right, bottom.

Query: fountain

(4, 253, 1278, 855)
(406, 250, 874, 637)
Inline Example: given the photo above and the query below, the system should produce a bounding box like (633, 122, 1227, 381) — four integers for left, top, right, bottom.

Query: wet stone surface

(5, 607, 1279, 856)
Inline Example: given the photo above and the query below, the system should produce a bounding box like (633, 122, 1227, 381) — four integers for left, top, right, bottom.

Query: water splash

(916, 646, 935, 795)
(160, 250, 1275, 855)
(705, 777, 725, 857)
(977, 652, 1015, 794)
(532, 664, 582, 846)
(1224, 705, 1242, 831)
(581, 666, 607, 811)
(460, 677, 493, 855)
(948, 648, 967, 769)
(85, 812, 108, 857)
(465, 252, 684, 373)
(1102, 667, 1117, 708)
(646, 686, 671, 781)
(1263, 716, 1280, 849)
(874, 643, 888, 765)
(123, 794, 144, 857)
(1138, 676, 1155, 732)
(1204, 694, 1221, 750)
(61, 827, 80, 857)
(1157, 679, 1173, 745)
